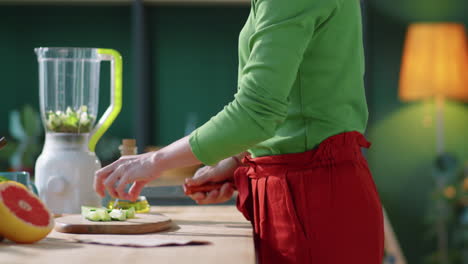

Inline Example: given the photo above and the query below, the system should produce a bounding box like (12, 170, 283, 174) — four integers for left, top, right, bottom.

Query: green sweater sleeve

(190, 0, 338, 165)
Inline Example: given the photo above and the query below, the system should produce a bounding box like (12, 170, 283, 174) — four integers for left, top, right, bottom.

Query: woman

(94, 0, 384, 263)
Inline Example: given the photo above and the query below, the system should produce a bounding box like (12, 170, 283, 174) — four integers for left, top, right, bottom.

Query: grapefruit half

(0, 181, 54, 243)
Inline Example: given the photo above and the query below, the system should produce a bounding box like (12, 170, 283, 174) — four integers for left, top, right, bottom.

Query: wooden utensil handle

(183, 182, 231, 195)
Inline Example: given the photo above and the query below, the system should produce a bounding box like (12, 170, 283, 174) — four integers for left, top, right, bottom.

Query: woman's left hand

(94, 152, 160, 201)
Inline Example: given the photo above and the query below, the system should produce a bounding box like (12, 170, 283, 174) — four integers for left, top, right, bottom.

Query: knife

(113, 181, 232, 203)
(113, 198, 120, 209)
(183, 181, 234, 195)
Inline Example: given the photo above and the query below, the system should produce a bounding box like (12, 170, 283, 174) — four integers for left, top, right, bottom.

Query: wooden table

(0, 206, 255, 264)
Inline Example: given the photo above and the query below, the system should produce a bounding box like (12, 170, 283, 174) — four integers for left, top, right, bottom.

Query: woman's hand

(94, 152, 160, 201)
(185, 155, 243, 204)
(94, 136, 202, 202)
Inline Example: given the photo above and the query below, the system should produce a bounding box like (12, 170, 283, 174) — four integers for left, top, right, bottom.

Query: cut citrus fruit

(0, 181, 54, 243)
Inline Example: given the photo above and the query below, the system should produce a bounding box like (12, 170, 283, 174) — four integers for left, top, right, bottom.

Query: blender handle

(88, 49, 123, 152)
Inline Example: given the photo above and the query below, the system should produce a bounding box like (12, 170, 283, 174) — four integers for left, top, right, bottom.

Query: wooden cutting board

(55, 213, 172, 234)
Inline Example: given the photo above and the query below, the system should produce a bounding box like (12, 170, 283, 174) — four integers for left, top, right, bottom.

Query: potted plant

(0, 105, 42, 175)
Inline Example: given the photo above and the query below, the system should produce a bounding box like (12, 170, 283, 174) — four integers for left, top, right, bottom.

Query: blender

(34, 47, 122, 214)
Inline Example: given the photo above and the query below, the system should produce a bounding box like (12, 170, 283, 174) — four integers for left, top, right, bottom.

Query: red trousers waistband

(241, 131, 371, 172)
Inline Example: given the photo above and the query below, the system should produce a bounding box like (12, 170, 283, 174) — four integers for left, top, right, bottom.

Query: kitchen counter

(0, 206, 255, 264)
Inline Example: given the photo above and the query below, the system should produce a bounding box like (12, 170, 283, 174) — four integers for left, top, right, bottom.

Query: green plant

(425, 155, 468, 264)
(0, 140, 17, 171)
(7, 105, 42, 171)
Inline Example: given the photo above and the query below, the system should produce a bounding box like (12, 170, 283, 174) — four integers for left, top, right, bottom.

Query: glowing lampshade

(399, 23, 468, 101)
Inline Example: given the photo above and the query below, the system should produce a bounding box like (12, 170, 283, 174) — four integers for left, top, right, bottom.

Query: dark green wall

(0, 6, 134, 139)
(148, 7, 249, 145)
(1, 3, 467, 263)
(0, 5, 248, 149)
(366, 3, 468, 264)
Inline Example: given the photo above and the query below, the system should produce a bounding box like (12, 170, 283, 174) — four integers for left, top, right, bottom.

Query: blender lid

(35, 47, 101, 61)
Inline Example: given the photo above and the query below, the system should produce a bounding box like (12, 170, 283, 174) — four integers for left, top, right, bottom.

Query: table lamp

(399, 22, 468, 264)
(399, 23, 468, 155)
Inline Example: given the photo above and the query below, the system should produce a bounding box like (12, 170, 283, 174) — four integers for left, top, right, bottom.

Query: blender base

(35, 133, 102, 214)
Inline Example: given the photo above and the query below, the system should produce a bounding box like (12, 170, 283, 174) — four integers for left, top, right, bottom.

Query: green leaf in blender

(46, 106, 95, 133)
(79, 105, 88, 113)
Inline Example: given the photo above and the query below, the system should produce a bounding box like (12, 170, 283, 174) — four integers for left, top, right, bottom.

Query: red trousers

(234, 131, 384, 264)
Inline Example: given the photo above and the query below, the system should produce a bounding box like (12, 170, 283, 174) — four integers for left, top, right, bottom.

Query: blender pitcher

(34, 47, 122, 214)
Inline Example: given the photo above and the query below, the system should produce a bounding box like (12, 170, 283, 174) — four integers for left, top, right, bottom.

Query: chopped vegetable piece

(85, 211, 102, 221)
(81, 206, 135, 221)
(125, 207, 135, 219)
(81, 206, 111, 222)
(109, 209, 127, 221)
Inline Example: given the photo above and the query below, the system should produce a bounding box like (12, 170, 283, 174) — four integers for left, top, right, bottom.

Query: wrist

(232, 152, 247, 166)
(150, 150, 166, 174)
(231, 156, 242, 166)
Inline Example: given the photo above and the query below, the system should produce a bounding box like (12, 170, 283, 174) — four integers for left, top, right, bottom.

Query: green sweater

(190, 0, 368, 166)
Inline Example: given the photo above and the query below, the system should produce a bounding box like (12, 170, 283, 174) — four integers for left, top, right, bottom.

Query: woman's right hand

(185, 155, 241, 204)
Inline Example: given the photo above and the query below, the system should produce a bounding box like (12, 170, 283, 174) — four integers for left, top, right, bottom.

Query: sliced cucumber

(81, 206, 135, 221)
(97, 209, 112, 221)
(125, 207, 135, 219)
(85, 211, 102, 221)
(109, 209, 127, 221)
(81, 206, 111, 221)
